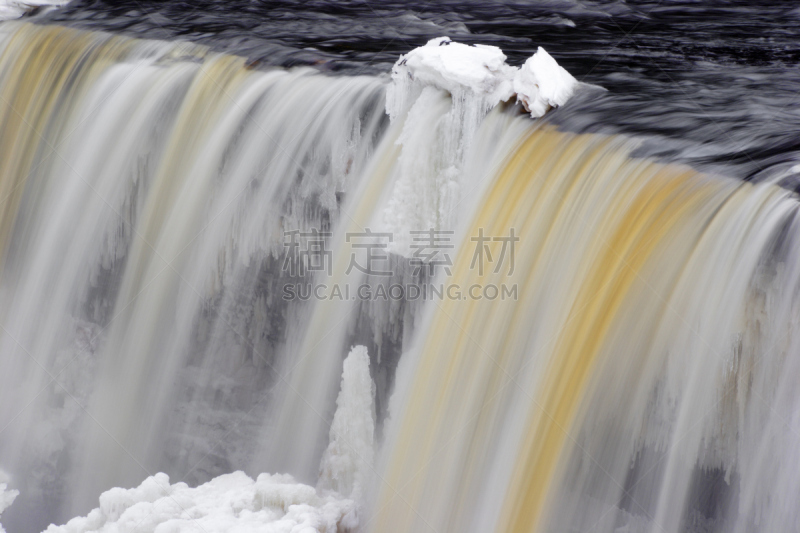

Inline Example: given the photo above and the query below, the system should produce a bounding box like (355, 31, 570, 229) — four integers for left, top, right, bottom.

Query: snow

(43, 472, 357, 533)
(41, 347, 375, 533)
(514, 47, 578, 118)
(387, 36, 578, 120)
(0, 1, 69, 20)
(386, 36, 517, 120)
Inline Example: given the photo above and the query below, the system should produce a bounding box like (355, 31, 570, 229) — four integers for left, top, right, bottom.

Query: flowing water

(0, 3, 798, 533)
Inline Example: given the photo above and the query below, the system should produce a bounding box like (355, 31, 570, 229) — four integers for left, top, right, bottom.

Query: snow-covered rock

(378, 37, 579, 258)
(514, 46, 578, 117)
(386, 36, 517, 120)
(387, 36, 578, 121)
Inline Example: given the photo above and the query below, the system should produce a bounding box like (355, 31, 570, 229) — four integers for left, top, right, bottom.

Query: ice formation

(514, 46, 578, 117)
(379, 37, 577, 256)
(385, 36, 517, 120)
(44, 347, 375, 533)
(44, 472, 357, 533)
(387, 36, 577, 120)
(317, 345, 375, 501)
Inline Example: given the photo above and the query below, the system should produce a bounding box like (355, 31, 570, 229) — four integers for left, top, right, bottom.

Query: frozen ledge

(387, 36, 578, 120)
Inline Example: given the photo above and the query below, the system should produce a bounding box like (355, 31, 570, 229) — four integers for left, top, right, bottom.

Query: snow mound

(386, 36, 517, 119)
(387, 36, 578, 120)
(44, 472, 356, 533)
(514, 46, 578, 117)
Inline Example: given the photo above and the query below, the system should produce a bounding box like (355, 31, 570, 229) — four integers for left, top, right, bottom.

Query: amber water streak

(371, 125, 740, 533)
(500, 169, 718, 533)
(370, 129, 550, 531)
(0, 24, 132, 264)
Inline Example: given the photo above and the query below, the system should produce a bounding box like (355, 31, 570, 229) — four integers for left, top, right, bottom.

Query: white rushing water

(0, 0, 67, 20)
(0, 20, 799, 533)
(0, 21, 389, 530)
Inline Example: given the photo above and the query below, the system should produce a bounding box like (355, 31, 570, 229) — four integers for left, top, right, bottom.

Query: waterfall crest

(0, 20, 799, 533)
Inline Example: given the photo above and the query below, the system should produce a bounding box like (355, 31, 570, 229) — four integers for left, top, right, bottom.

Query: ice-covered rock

(514, 47, 578, 117)
(387, 36, 578, 121)
(378, 37, 578, 258)
(386, 36, 517, 120)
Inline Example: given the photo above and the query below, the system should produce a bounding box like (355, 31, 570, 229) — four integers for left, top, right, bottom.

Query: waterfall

(372, 128, 800, 532)
(0, 21, 390, 530)
(0, 19, 798, 533)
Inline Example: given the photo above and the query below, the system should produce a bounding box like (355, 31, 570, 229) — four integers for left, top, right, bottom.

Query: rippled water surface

(37, 1, 800, 181)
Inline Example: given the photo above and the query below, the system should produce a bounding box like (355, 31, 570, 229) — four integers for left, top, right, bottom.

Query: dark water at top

(36, 0, 800, 185)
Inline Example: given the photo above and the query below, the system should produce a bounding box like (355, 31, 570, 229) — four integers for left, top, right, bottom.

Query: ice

(44, 347, 375, 533)
(386, 36, 517, 120)
(317, 345, 375, 501)
(43, 472, 356, 533)
(387, 36, 578, 121)
(514, 47, 578, 117)
(378, 37, 578, 257)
